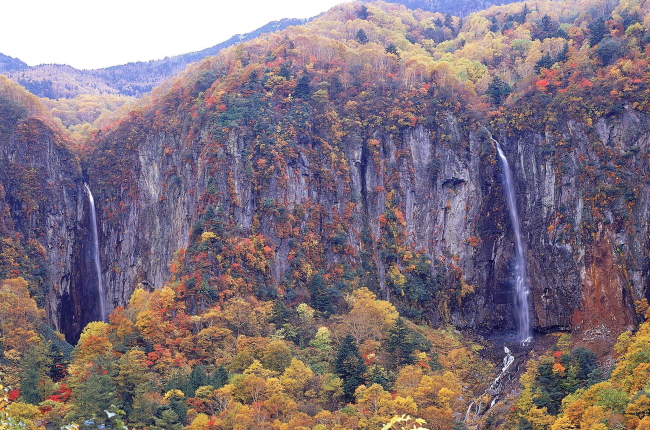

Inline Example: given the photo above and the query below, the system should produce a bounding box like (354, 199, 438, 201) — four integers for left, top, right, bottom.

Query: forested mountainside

(386, 0, 520, 16)
(0, 0, 524, 101)
(1, 0, 650, 429)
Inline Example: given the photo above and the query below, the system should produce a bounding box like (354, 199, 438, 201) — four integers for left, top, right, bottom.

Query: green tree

(115, 350, 149, 415)
(295, 73, 311, 99)
(19, 342, 53, 405)
(356, 29, 369, 45)
(67, 369, 118, 426)
(210, 365, 229, 389)
(152, 409, 183, 430)
(308, 272, 334, 315)
(595, 38, 622, 65)
(486, 76, 512, 105)
(386, 318, 417, 368)
(386, 43, 400, 59)
(588, 17, 608, 46)
(188, 365, 208, 397)
(334, 334, 367, 403)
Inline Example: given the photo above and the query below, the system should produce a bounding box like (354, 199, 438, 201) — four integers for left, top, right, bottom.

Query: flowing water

(495, 141, 531, 345)
(84, 184, 107, 322)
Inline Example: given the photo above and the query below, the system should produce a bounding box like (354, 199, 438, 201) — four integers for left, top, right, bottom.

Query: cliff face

(503, 112, 648, 351)
(85, 112, 207, 316)
(2, 104, 645, 347)
(0, 116, 102, 341)
(85, 103, 648, 348)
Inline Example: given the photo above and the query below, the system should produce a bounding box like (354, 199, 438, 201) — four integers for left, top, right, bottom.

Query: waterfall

(495, 141, 531, 344)
(84, 184, 107, 322)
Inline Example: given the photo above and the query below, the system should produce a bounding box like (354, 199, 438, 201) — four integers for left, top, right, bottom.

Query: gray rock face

(0, 118, 94, 339)
(83, 109, 648, 348)
(4, 108, 646, 346)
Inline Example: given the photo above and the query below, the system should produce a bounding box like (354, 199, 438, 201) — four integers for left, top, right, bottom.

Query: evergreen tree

(385, 318, 417, 368)
(169, 398, 187, 424)
(188, 365, 207, 397)
(486, 75, 512, 105)
(366, 365, 391, 391)
(386, 43, 400, 59)
(152, 409, 183, 430)
(356, 29, 369, 45)
(595, 37, 622, 65)
(271, 299, 291, 327)
(20, 342, 53, 405)
(534, 52, 554, 72)
(68, 371, 118, 426)
(308, 272, 335, 315)
(588, 17, 608, 46)
(115, 350, 149, 415)
(210, 365, 229, 389)
(533, 358, 564, 415)
(334, 334, 367, 402)
(295, 73, 311, 99)
(357, 5, 369, 20)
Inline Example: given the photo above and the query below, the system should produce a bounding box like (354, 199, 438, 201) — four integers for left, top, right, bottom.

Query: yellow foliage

(337, 287, 398, 343)
(163, 389, 185, 400)
(190, 413, 211, 430)
(201, 231, 217, 242)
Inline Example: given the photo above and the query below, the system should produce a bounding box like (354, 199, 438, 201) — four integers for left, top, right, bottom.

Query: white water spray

(84, 184, 107, 322)
(495, 141, 531, 345)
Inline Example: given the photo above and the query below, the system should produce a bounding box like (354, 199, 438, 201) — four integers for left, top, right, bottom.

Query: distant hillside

(0, 18, 307, 99)
(0, 53, 28, 72)
(381, 0, 521, 16)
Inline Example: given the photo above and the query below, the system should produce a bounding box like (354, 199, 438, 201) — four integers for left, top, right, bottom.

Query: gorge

(3, 0, 650, 428)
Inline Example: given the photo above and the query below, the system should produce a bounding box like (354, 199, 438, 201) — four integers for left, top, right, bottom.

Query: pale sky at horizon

(1, 0, 346, 70)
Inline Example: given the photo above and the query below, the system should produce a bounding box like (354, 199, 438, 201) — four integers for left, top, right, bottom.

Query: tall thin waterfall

(84, 184, 107, 322)
(495, 141, 531, 344)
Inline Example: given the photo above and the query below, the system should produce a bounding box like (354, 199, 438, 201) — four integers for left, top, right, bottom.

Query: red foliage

(8, 388, 20, 402)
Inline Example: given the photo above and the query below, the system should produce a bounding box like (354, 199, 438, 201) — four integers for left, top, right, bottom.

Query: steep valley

(1, 0, 650, 428)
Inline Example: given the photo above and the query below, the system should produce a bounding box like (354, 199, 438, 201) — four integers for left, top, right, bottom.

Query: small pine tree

(210, 365, 229, 389)
(152, 409, 183, 430)
(386, 43, 400, 59)
(588, 17, 608, 46)
(386, 318, 417, 368)
(486, 76, 512, 105)
(356, 29, 369, 45)
(334, 334, 367, 402)
(188, 365, 207, 397)
(534, 53, 554, 72)
(295, 73, 311, 98)
(20, 343, 53, 405)
(308, 272, 335, 315)
(357, 5, 369, 20)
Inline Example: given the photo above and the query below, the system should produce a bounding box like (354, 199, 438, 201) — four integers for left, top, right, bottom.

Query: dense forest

(1, 0, 650, 429)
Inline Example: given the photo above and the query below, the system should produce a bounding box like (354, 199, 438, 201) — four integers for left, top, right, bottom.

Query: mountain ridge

(0, 18, 308, 98)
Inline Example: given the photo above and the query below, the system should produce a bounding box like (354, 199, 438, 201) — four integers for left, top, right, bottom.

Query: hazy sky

(1, 0, 345, 70)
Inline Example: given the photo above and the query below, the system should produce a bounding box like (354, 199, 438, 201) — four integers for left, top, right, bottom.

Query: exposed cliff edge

(84, 104, 647, 352)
